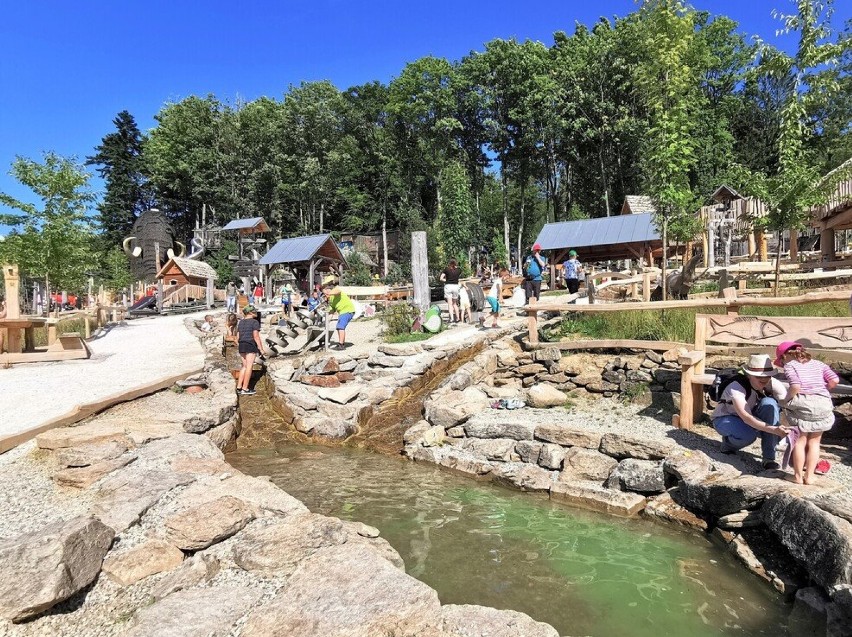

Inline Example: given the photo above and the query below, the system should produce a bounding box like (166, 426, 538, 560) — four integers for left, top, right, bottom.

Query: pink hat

(774, 341, 801, 367)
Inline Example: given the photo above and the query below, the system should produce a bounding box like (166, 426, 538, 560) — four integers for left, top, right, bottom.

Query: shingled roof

(621, 196, 656, 215)
(157, 257, 218, 281)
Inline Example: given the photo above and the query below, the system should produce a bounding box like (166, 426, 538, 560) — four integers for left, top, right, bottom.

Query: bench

(677, 310, 852, 429)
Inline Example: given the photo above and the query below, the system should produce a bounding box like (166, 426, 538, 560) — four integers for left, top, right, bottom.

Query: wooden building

(157, 257, 218, 287)
(811, 158, 852, 263)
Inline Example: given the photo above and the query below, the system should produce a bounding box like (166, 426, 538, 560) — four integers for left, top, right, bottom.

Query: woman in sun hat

(775, 341, 839, 483)
(711, 353, 789, 469)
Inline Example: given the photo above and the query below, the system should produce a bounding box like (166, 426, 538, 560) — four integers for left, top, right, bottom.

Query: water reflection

(228, 444, 788, 637)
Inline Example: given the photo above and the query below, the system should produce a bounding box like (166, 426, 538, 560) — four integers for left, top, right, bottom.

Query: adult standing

(562, 250, 583, 294)
(252, 281, 265, 305)
(323, 284, 356, 350)
(236, 305, 266, 396)
(225, 281, 238, 314)
(440, 259, 462, 324)
(711, 354, 788, 469)
(523, 244, 547, 304)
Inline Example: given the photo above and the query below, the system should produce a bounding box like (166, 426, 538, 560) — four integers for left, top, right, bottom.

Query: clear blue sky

(1, 0, 849, 229)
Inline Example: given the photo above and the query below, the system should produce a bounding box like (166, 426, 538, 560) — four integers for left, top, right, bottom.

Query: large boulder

(678, 474, 826, 517)
(55, 439, 130, 468)
(461, 438, 517, 462)
(438, 448, 494, 477)
(126, 585, 261, 637)
(662, 449, 714, 484)
(605, 459, 665, 494)
(642, 491, 707, 531)
(440, 604, 559, 637)
(463, 413, 536, 441)
(0, 516, 114, 622)
(525, 384, 566, 408)
(560, 448, 618, 481)
(534, 424, 601, 449)
(165, 495, 256, 550)
(550, 481, 646, 517)
(514, 441, 543, 464)
(598, 433, 675, 460)
(53, 454, 136, 489)
(166, 473, 307, 519)
(91, 469, 194, 533)
(491, 463, 557, 492)
(241, 543, 441, 637)
(538, 443, 566, 470)
(36, 423, 130, 450)
(763, 492, 852, 589)
(102, 539, 184, 586)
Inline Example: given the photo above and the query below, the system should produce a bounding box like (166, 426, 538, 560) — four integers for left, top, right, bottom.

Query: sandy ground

(0, 312, 207, 444)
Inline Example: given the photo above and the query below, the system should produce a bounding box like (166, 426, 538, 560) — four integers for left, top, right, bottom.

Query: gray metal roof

(221, 217, 267, 231)
(534, 213, 660, 251)
(259, 233, 343, 266)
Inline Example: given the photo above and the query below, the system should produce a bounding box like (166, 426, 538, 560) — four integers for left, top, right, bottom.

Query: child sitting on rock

(775, 341, 839, 484)
(200, 315, 215, 333)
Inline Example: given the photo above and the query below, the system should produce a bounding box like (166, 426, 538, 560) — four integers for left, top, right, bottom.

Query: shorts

(566, 278, 580, 294)
(525, 280, 542, 300)
(337, 312, 355, 330)
(786, 394, 835, 432)
(239, 342, 259, 355)
(444, 284, 460, 300)
(485, 296, 500, 313)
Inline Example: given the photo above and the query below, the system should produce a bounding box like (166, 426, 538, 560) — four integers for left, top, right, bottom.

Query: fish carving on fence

(708, 317, 785, 341)
(818, 326, 852, 342)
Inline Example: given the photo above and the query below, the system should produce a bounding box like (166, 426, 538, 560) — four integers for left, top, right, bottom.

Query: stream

(227, 443, 789, 637)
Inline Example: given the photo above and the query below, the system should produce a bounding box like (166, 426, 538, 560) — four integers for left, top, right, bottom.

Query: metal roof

(534, 213, 660, 252)
(221, 217, 268, 231)
(259, 233, 345, 266)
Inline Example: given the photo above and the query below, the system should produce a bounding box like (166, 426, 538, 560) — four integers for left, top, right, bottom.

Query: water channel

(227, 443, 789, 637)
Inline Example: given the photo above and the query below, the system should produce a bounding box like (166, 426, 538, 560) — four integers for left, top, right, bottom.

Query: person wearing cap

(775, 341, 839, 483)
(322, 284, 355, 350)
(236, 305, 266, 396)
(523, 244, 547, 304)
(711, 353, 789, 469)
(562, 250, 583, 294)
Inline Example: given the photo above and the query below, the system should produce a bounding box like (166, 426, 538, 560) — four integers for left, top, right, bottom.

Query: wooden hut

(157, 257, 218, 287)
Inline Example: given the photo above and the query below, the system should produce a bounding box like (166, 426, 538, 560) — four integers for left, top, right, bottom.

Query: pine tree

(87, 111, 153, 249)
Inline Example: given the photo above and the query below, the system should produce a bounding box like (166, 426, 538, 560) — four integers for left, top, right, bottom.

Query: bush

(383, 262, 406, 286)
(381, 302, 420, 338)
(341, 251, 373, 286)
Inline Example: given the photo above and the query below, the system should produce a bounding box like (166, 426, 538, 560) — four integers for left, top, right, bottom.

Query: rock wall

(407, 338, 852, 637)
(0, 325, 566, 637)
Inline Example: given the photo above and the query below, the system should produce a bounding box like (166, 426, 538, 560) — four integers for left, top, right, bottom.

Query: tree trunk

(319, 202, 325, 234)
(517, 181, 526, 277)
(599, 150, 610, 217)
(661, 215, 668, 301)
(774, 226, 782, 297)
(382, 204, 389, 278)
(502, 170, 510, 270)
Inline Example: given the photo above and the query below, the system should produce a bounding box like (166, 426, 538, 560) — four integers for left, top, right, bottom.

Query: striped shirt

(783, 360, 838, 398)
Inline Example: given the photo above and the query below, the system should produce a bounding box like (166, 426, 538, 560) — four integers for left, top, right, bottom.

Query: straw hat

(743, 354, 776, 377)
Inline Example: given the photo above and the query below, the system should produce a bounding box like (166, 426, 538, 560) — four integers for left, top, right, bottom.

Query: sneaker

(240, 389, 257, 396)
(719, 436, 736, 455)
(815, 459, 831, 475)
(762, 461, 781, 470)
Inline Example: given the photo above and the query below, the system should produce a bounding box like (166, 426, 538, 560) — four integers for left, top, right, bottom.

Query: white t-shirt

(200, 322, 213, 333)
(712, 376, 785, 419)
(458, 286, 471, 307)
(489, 277, 502, 299)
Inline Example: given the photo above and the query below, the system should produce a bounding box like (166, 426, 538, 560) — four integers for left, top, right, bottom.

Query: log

(411, 231, 429, 314)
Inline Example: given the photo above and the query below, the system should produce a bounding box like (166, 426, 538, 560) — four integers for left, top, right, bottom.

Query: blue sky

(1, 0, 849, 231)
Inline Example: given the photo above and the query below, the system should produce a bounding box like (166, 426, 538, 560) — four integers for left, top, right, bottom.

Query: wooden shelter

(811, 158, 852, 263)
(156, 257, 218, 287)
(259, 234, 346, 291)
(696, 186, 769, 267)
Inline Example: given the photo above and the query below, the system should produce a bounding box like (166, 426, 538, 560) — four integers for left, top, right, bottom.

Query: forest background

(0, 0, 850, 291)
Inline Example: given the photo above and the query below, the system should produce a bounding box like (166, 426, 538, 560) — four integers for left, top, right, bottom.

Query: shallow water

(227, 445, 789, 637)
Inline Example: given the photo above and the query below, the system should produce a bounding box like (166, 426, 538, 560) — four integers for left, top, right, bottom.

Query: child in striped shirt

(776, 341, 840, 484)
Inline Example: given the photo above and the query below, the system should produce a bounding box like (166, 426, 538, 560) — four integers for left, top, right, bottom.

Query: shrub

(381, 302, 420, 338)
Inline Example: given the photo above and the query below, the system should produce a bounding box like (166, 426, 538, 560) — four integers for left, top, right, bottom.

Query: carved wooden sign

(697, 313, 852, 350)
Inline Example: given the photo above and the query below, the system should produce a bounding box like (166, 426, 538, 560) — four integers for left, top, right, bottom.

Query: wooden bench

(677, 311, 852, 429)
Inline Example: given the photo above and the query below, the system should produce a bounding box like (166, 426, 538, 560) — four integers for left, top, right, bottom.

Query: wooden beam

(528, 309, 539, 345)
(678, 351, 705, 365)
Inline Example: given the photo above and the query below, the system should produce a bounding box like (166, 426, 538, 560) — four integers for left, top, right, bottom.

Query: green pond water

(227, 445, 789, 637)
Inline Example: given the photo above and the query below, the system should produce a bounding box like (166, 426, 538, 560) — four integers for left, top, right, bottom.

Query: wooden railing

(162, 284, 225, 306)
(697, 197, 768, 235)
(812, 175, 852, 221)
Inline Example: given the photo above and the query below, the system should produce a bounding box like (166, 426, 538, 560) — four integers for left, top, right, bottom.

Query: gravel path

(0, 312, 207, 445)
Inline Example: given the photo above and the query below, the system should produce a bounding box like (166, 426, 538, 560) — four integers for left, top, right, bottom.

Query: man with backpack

(523, 243, 547, 305)
(711, 354, 789, 469)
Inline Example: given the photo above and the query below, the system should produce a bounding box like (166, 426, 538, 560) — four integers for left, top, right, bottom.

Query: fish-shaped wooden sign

(818, 326, 852, 342)
(708, 317, 784, 341)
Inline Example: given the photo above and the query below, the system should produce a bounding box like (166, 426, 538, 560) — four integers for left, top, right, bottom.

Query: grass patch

(543, 301, 849, 343)
(32, 317, 87, 347)
(385, 331, 435, 344)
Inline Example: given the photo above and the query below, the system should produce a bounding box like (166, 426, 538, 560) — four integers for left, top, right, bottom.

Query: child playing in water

(775, 341, 839, 484)
(458, 285, 472, 324)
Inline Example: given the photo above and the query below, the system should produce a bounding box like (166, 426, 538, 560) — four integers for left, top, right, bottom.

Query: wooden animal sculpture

(651, 253, 703, 300)
(122, 209, 185, 282)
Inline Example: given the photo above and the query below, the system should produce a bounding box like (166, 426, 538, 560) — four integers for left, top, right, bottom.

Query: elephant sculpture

(650, 253, 703, 301)
(122, 208, 185, 282)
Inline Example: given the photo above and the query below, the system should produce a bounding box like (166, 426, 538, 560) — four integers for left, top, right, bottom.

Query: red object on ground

(815, 459, 831, 475)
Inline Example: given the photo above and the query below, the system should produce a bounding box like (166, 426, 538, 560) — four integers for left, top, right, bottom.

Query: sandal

(815, 459, 831, 475)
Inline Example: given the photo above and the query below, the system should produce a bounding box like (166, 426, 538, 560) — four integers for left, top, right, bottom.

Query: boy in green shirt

(323, 285, 356, 349)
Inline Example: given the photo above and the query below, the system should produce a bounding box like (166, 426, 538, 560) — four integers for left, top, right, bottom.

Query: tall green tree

(436, 160, 474, 270)
(634, 0, 703, 299)
(733, 0, 850, 293)
(86, 110, 153, 250)
(0, 153, 97, 299)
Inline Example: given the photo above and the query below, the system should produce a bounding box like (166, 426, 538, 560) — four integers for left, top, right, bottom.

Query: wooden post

(748, 229, 757, 260)
(411, 231, 430, 314)
(206, 278, 214, 308)
(584, 273, 595, 304)
(821, 227, 836, 263)
(528, 309, 539, 345)
(756, 229, 768, 262)
(3, 264, 21, 319)
(157, 279, 164, 313)
(702, 229, 709, 268)
(630, 269, 638, 300)
(789, 228, 798, 262)
(642, 272, 652, 302)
